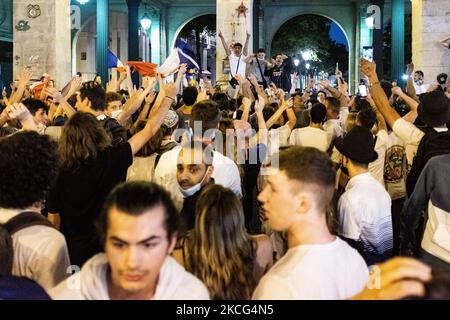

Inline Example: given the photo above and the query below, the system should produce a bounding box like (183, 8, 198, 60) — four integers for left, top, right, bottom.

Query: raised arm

(392, 86, 419, 113)
(243, 31, 251, 57)
(360, 58, 400, 129)
(7, 103, 38, 131)
(405, 63, 419, 102)
(241, 97, 252, 123)
(321, 79, 348, 108)
(125, 65, 136, 96)
(266, 98, 296, 130)
(9, 68, 33, 105)
(45, 87, 76, 118)
(367, 91, 387, 132)
(128, 83, 177, 155)
(218, 30, 231, 56)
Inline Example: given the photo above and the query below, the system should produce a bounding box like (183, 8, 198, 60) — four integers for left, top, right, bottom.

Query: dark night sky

(329, 22, 348, 49)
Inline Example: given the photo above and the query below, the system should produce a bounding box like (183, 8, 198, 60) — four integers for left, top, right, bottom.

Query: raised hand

(6, 103, 32, 121)
(352, 257, 431, 300)
(18, 67, 33, 86)
(145, 91, 157, 104)
(282, 97, 294, 110)
(321, 79, 330, 88)
(45, 87, 63, 104)
(178, 63, 188, 75)
(406, 63, 414, 76)
(359, 58, 377, 80)
(247, 74, 258, 86)
(163, 82, 178, 99)
(392, 86, 403, 96)
(255, 95, 265, 114)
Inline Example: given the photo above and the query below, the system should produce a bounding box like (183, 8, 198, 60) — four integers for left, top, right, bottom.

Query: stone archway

(261, 2, 358, 92)
(269, 14, 350, 89)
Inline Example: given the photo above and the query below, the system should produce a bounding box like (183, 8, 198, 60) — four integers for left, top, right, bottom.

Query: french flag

(107, 50, 125, 72)
(158, 38, 200, 77)
(175, 38, 200, 71)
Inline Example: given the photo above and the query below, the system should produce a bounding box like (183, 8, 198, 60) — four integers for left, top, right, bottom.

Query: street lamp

(76, 0, 89, 4)
(140, 1, 152, 31)
(140, 13, 152, 30)
(365, 16, 375, 29)
(301, 50, 312, 62)
(305, 63, 310, 70)
(294, 58, 300, 67)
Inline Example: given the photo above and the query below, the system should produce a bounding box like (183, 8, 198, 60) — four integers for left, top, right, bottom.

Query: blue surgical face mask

(177, 167, 210, 198)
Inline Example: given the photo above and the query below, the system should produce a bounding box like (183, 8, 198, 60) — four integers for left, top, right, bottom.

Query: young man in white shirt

(0, 131, 70, 290)
(336, 126, 393, 266)
(254, 147, 368, 300)
(323, 97, 344, 141)
(218, 30, 250, 79)
(154, 100, 242, 210)
(289, 103, 333, 152)
(50, 181, 209, 300)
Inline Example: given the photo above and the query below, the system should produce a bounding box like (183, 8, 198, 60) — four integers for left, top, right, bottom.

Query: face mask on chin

(177, 167, 210, 198)
(111, 109, 123, 119)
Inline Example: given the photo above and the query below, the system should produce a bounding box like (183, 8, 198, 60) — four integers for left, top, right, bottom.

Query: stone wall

(216, 0, 253, 84)
(412, 0, 450, 85)
(13, 0, 71, 87)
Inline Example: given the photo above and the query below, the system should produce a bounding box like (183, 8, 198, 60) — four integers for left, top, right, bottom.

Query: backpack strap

(4, 212, 55, 235)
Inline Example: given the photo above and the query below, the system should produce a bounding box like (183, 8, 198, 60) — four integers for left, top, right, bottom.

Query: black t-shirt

(100, 117, 127, 146)
(46, 142, 133, 267)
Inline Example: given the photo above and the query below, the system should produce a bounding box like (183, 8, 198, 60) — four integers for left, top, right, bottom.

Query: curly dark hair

(79, 81, 106, 111)
(0, 131, 59, 209)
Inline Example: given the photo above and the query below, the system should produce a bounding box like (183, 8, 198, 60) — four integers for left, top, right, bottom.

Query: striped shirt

(338, 173, 393, 265)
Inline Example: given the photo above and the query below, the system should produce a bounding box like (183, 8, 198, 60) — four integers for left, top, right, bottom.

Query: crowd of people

(0, 32, 449, 300)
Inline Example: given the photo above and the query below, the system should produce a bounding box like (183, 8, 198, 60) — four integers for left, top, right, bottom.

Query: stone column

(96, 0, 109, 87)
(216, 0, 253, 86)
(391, 0, 405, 86)
(13, 0, 71, 88)
(412, 0, 450, 85)
(126, 0, 141, 86)
(372, 0, 384, 78)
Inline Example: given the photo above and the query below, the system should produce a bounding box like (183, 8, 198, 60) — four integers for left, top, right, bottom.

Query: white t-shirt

(252, 237, 368, 300)
(384, 131, 407, 200)
(368, 129, 388, 186)
(153, 146, 242, 210)
(392, 118, 425, 167)
(338, 173, 393, 263)
(229, 53, 248, 78)
(50, 253, 209, 300)
(0, 208, 71, 290)
(323, 119, 344, 141)
(289, 126, 332, 152)
(414, 82, 431, 95)
(263, 124, 291, 162)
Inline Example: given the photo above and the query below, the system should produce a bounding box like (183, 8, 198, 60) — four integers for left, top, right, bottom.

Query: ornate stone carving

(27, 4, 42, 19)
(15, 20, 31, 32)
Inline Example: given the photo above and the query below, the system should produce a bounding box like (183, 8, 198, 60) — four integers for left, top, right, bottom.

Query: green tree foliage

(271, 15, 349, 76)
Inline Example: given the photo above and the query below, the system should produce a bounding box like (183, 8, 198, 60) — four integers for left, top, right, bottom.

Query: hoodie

(49, 253, 209, 300)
